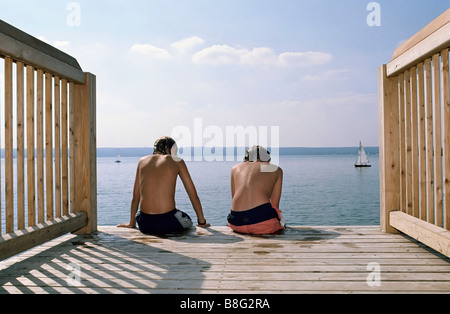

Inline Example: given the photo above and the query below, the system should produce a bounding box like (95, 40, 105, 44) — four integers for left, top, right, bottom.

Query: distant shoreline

(97, 147, 380, 158)
(0, 147, 380, 158)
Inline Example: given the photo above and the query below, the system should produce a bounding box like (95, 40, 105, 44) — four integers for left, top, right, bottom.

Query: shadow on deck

(0, 226, 449, 294)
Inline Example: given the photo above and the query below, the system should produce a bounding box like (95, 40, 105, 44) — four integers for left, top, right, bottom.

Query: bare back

(231, 162, 283, 212)
(118, 138, 209, 230)
(136, 155, 180, 214)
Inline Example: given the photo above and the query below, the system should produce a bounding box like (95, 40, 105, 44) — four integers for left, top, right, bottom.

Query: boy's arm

(178, 160, 210, 227)
(118, 165, 140, 228)
(230, 167, 236, 198)
(270, 168, 283, 210)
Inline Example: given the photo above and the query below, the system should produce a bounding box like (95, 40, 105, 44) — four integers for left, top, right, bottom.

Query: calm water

(98, 155, 380, 227)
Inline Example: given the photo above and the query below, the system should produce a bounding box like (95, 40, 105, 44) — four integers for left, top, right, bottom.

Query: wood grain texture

(1, 226, 448, 294)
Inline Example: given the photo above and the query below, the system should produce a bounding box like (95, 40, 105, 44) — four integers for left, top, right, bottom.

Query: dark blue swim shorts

(136, 209, 193, 235)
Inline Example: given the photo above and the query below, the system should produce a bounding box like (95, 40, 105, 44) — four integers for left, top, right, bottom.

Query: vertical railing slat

(411, 66, 419, 218)
(17, 61, 25, 230)
(61, 79, 69, 216)
(54, 76, 61, 218)
(0, 59, 2, 235)
(399, 73, 406, 213)
(424, 58, 434, 224)
(432, 53, 443, 227)
(5, 57, 14, 234)
(69, 82, 76, 213)
(441, 48, 450, 231)
(417, 62, 427, 222)
(37, 69, 45, 223)
(73, 73, 97, 234)
(404, 69, 413, 216)
(45, 72, 54, 221)
(379, 65, 400, 233)
(26, 65, 36, 227)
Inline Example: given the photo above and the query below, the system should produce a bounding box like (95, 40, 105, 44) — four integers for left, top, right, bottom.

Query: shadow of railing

(0, 231, 212, 294)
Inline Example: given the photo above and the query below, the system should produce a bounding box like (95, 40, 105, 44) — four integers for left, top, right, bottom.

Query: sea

(98, 147, 380, 227)
(0, 147, 380, 231)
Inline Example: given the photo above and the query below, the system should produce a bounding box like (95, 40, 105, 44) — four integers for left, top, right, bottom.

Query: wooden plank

(410, 66, 419, 218)
(417, 62, 427, 222)
(14, 267, 450, 282)
(26, 65, 36, 227)
(424, 58, 434, 224)
(61, 79, 69, 216)
(16, 62, 25, 230)
(441, 49, 450, 231)
(387, 11, 450, 77)
(54, 76, 62, 218)
(45, 72, 54, 221)
(399, 73, 406, 213)
(390, 9, 450, 62)
(0, 213, 87, 262)
(69, 82, 75, 213)
(1, 274, 449, 293)
(378, 65, 400, 233)
(36, 69, 45, 224)
(73, 73, 97, 234)
(404, 69, 413, 215)
(0, 226, 449, 295)
(390, 211, 450, 257)
(0, 23, 85, 84)
(4, 57, 14, 234)
(432, 53, 443, 227)
(0, 57, 2, 235)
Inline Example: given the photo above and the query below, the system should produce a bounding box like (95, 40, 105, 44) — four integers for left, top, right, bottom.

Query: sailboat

(354, 141, 371, 168)
(115, 150, 122, 164)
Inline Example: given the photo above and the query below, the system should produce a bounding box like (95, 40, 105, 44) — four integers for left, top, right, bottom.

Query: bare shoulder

(277, 166, 284, 175)
(231, 162, 247, 174)
(231, 163, 242, 171)
(137, 155, 152, 166)
(274, 165, 283, 178)
(168, 156, 188, 171)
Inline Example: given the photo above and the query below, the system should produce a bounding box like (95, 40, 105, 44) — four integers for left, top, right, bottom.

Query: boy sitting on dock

(117, 136, 210, 235)
(228, 146, 286, 235)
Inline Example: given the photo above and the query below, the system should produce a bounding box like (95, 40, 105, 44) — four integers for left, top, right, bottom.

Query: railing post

(379, 65, 400, 233)
(73, 72, 97, 234)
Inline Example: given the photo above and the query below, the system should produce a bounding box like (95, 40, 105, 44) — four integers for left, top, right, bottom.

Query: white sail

(115, 150, 121, 163)
(355, 141, 371, 167)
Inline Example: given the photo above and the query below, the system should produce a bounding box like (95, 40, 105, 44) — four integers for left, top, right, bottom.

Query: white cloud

(192, 45, 243, 65)
(192, 45, 332, 67)
(278, 51, 332, 67)
(240, 47, 277, 66)
(53, 40, 71, 48)
(148, 92, 378, 148)
(37, 36, 71, 51)
(172, 36, 205, 54)
(131, 44, 172, 59)
(302, 69, 350, 81)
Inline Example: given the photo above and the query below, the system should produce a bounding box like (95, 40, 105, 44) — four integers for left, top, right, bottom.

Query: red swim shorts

(228, 204, 285, 235)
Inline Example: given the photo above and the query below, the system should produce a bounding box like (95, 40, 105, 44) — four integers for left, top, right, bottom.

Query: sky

(0, 0, 449, 148)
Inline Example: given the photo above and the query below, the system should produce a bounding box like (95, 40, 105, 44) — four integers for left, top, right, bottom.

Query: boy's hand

(197, 221, 211, 229)
(117, 223, 135, 229)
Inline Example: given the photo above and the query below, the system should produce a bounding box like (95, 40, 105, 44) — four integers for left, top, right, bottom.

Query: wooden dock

(0, 226, 449, 294)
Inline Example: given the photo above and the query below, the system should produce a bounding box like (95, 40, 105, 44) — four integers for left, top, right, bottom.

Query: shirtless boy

(228, 145, 285, 235)
(118, 136, 210, 234)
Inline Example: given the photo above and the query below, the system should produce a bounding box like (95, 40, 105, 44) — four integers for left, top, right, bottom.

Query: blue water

(98, 155, 380, 227)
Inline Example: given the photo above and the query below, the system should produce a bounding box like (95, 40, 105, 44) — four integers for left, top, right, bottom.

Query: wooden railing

(0, 19, 97, 261)
(379, 9, 450, 257)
